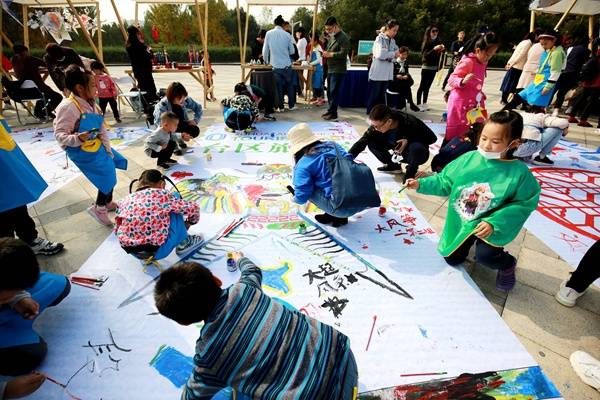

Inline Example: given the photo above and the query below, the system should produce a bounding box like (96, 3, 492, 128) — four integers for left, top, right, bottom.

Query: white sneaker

(419, 103, 429, 112)
(288, 106, 298, 111)
(175, 234, 205, 258)
(555, 279, 586, 307)
(570, 351, 600, 391)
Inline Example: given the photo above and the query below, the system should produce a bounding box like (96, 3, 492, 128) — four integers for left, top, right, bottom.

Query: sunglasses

(431, 29, 439, 33)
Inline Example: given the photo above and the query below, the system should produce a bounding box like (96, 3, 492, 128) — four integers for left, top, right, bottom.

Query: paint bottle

(298, 222, 307, 234)
(205, 150, 213, 161)
(378, 206, 387, 217)
(226, 252, 237, 272)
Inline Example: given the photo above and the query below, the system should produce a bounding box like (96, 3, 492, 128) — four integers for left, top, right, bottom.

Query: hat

(538, 29, 558, 40)
(288, 123, 320, 155)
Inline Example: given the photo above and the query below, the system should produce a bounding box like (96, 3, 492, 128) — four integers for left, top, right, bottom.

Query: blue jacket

(152, 96, 203, 128)
(292, 142, 352, 204)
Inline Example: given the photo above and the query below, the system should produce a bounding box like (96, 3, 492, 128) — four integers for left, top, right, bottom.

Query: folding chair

(113, 75, 147, 119)
(1, 77, 49, 124)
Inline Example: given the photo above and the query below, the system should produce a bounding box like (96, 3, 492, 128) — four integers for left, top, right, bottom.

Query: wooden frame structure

(530, 0, 599, 38)
(111, 0, 211, 107)
(235, 0, 318, 79)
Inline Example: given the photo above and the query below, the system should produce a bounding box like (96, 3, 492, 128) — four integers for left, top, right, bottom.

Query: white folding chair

(113, 75, 147, 119)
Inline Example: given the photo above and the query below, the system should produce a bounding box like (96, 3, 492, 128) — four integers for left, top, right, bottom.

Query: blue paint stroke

(493, 366, 561, 398)
(418, 325, 428, 339)
(150, 345, 195, 388)
(262, 262, 291, 295)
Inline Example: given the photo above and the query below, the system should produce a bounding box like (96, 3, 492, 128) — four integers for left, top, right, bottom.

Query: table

(241, 63, 315, 101)
(124, 66, 209, 107)
(338, 67, 369, 108)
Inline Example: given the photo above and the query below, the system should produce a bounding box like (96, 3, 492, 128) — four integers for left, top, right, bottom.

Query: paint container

(226, 252, 237, 272)
(205, 151, 213, 161)
(298, 222, 307, 234)
(378, 206, 386, 217)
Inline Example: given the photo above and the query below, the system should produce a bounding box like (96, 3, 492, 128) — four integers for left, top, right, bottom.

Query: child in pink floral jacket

(115, 169, 203, 260)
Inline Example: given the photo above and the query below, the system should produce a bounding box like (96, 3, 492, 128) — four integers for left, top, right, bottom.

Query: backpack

(580, 56, 599, 82)
(326, 143, 381, 213)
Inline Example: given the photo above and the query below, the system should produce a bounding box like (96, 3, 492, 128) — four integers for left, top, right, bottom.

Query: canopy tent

(110, 0, 211, 107)
(529, 0, 599, 37)
(235, 0, 318, 76)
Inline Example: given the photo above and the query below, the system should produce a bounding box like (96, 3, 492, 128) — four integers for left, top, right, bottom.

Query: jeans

(0, 273, 71, 375)
(444, 235, 515, 270)
(0, 205, 38, 243)
(327, 73, 345, 117)
(273, 67, 296, 109)
(99, 97, 120, 119)
(514, 127, 563, 159)
(310, 188, 369, 218)
(339, 352, 358, 399)
(417, 68, 437, 104)
(366, 80, 389, 114)
(367, 136, 430, 179)
(567, 239, 600, 292)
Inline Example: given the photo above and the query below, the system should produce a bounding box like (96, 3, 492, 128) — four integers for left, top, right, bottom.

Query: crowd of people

(1, 14, 600, 400)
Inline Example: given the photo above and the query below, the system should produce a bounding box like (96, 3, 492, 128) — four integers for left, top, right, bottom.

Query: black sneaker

(263, 114, 277, 121)
(157, 160, 177, 169)
(315, 213, 335, 224)
(331, 216, 348, 227)
(29, 238, 64, 256)
(532, 155, 554, 166)
(377, 164, 403, 174)
(410, 104, 420, 112)
(178, 141, 188, 149)
(174, 149, 184, 156)
(323, 114, 338, 121)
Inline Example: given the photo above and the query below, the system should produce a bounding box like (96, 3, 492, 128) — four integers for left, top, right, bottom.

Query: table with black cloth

(338, 67, 369, 108)
(250, 70, 277, 114)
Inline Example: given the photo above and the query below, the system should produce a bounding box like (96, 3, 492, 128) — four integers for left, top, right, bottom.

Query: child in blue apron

(0, 237, 70, 397)
(503, 30, 566, 112)
(309, 37, 326, 105)
(53, 65, 127, 226)
(0, 117, 63, 255)
(115, 169, 204, 261)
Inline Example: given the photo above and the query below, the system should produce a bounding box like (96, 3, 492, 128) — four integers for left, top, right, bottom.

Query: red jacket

(95, 75, 118, 98)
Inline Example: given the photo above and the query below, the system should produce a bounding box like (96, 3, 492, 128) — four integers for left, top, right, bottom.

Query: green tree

(290, 7, 314, 35)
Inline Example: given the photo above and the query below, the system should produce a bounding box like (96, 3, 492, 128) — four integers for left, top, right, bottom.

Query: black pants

(444, 235, 515, 270)
(442, 67, 454, 90)
(569, 87, 600, 121)
(178, 122, 200, 138)
(0, 205, 38, 243)
(367, 137, 430, 179)
(567, 240, 600, 292)
(502, 93, 545, 113)
(34, 88, 62, 118)
(366, 80, 389, 114)
(386, 87, 416, 110)
(553, 71, 578, 110)
(326, 73, 345, 117)
(417, 68, 437, 104)
(0, 279, 71, 376)
(96, 190, 113, 207)
(149, 140, 176, 163)
(99, 97, 120, 119)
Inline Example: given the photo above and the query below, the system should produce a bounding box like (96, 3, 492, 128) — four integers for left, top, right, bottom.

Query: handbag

(326, 143, 381, 213)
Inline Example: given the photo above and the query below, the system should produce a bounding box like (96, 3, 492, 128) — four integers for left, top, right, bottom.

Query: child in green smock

(406, 110, 540, 291)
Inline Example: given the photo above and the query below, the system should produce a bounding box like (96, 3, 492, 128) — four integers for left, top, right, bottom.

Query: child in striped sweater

(154, 252, 358, 399)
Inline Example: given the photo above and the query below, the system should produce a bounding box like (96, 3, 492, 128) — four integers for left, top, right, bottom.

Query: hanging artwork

(27, 7, 100, 44)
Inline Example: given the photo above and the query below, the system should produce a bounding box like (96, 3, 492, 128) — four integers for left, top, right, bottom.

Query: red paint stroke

(362, 244, 369, 249)
(403, 238, 414, 245)
(531, 168, 600, 241)
(365, 315, 377, 352)
(170, 171, 193, 180)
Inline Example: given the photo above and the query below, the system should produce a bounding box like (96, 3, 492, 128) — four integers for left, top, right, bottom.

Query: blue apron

(310, 52, 323, 90)
(0, 272, 68, 348)
(0, 117, 48, 212)
(518, 49, 554, 107)
(65, 97, 128, 194)
(153, 212, 188, 260)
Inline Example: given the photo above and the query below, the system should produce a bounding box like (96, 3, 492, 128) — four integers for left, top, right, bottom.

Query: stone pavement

(2, 65, 599, 399)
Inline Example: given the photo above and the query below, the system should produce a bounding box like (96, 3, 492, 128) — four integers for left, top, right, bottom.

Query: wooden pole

(22, 4, 29, 47)
(590, 15, 594, 42)
(311, 1, 318, 44)
(204, 0, 209, 106)
(135, 3, 139, 26)
(111, 0, 128, 41)
(530, 10, 536, 32)
(195, 0, 208, 108)
(554, 0, 579, 31)
(96, 3, 103, 62)
(243, 7, 250, 65)
(67, 0, 102, 61)
(236, 1, 244, 80)
(1, 31, 13, 49)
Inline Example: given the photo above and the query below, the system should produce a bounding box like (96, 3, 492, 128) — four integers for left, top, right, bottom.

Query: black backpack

(580, 56, 599, 82)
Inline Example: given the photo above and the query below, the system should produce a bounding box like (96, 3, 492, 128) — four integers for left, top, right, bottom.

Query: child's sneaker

(87, 205, 113, 226)
(578, 120, 593, 128)
(377, 164, 403, 174)
(570, 351, 600, 391)
(175, 234, 205, 258)
(532, 155, 554, 165)
(106, 201, 118, 211)
(29, 237, 64, 255)
(568, 115, 579, 123)
(495, 264, 516, 291)
(555, 279, 586, 307)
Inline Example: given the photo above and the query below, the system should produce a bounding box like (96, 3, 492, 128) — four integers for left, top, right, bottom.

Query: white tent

(529, 0, 599, 36)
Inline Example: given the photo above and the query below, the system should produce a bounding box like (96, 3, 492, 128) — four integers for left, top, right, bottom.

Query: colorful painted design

(358, 366, 560, 400)
(256, 164, 293, 181)
(149, 345, 195, 388)
(262, 261, 293, 296)
(177, 175, 246, 214)
(455, 182, 495, 221)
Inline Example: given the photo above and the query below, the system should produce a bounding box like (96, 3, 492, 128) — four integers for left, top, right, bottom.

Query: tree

(258, 7, 273, 26)
(290, 7, 314, 35)
(222, 7, 260, 46)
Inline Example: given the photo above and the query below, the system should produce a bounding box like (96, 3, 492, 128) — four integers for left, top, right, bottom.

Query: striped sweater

(184, 258, 353, 400)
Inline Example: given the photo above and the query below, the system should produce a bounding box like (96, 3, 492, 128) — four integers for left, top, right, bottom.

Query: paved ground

(2, 65, 599, 399)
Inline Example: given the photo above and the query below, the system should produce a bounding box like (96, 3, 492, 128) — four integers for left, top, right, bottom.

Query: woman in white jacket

(500, 32, 536, 103)
(517, 30, 544, 90)
(514, 111, 568, 165)
(366, 19, 400, 114)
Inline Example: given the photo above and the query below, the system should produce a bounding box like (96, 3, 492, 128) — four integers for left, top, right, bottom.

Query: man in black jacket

(43, 44, 84, 94)
(349, 104, 437, 180)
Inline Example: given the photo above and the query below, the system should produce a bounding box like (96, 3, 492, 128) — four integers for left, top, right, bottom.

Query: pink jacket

(53, 94, 111, 153)
(445, 53, 488, 141)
